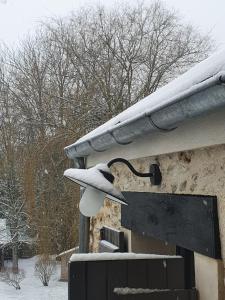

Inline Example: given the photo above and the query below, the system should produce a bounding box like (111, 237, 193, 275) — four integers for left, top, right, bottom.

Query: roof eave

(65, 72, 225, 160)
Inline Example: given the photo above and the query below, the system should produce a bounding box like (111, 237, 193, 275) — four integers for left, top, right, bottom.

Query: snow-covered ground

(0, 257, 67, 300)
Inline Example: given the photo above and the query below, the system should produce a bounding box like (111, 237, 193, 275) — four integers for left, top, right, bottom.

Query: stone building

(65, 49, 225, 299)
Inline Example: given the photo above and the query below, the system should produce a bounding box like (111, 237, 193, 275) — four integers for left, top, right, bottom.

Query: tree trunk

(1, 248, 5, 270)
(12, 244, 18, 273)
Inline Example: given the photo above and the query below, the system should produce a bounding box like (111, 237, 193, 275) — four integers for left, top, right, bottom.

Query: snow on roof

(70, 252, 181, 262)
(65, 48, 225, 157)
(99, 240, 119, 250)
(57, 247, 78, 258)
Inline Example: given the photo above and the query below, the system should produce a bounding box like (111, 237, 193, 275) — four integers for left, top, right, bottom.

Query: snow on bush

(34, 255, 56, 286)
(0, 268, 25, 290)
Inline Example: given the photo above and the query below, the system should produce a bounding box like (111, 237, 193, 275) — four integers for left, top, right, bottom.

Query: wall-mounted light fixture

(64, 158, 161, 217)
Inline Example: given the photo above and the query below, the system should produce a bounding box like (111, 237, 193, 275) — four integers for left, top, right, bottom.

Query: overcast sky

(0, 0, 224, 48)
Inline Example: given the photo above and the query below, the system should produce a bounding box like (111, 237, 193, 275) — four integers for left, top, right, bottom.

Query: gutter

(65, 72, 225, 159)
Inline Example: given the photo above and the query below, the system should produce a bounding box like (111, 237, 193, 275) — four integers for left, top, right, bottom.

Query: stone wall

(90, 144, 225, 264)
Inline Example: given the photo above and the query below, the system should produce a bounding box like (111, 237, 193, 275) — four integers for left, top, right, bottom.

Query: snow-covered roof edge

(70, 252, 181, 262)
(56, 246, 78, 258)
(65, 49, 225, 159)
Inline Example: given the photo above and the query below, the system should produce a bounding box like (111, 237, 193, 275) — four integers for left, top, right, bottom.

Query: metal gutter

(65, 72, 225, 159)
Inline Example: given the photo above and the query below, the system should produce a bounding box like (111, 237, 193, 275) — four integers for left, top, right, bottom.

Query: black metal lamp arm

(108, 158, 152, 177)
(107, 158, 162, 185)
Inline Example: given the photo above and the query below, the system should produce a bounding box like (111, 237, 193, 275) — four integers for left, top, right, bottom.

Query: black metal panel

(166, 258, 185, 289)
(86, 261, 107, 300)
(176, 247, 195, 289)
(69, 257, 186, 300)
(68, 261, 86, 300)
(121, 192, 221, 259)
(108, 260, 127, 300)
(147, 259, 167, 289)
(127, 260, 148, 288)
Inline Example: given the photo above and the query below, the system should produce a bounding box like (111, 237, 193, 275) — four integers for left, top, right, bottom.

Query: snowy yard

(0, 257, 67, 300)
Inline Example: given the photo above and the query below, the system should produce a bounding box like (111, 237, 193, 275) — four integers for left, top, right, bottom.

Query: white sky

(0, 0, 224, 48)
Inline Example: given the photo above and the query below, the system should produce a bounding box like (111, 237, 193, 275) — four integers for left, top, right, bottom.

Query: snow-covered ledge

(70, 252, 180, 262)
(114, 288, 171, 295)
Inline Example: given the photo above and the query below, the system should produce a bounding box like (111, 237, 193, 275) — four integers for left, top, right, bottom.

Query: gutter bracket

(148, 115, 177, 132)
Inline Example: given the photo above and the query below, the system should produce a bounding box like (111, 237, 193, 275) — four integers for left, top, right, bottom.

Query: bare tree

(0, 60, 31, 272)
(0, 1, 213, 257)
(2, 39, 80, 256)
(35, 255, 56, 286)
(0, 268, 25, 290)
(47, 1, 212, 129)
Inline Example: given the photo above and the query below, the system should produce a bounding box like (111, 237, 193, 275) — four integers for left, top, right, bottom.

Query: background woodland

(0, 1, 213, 269)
